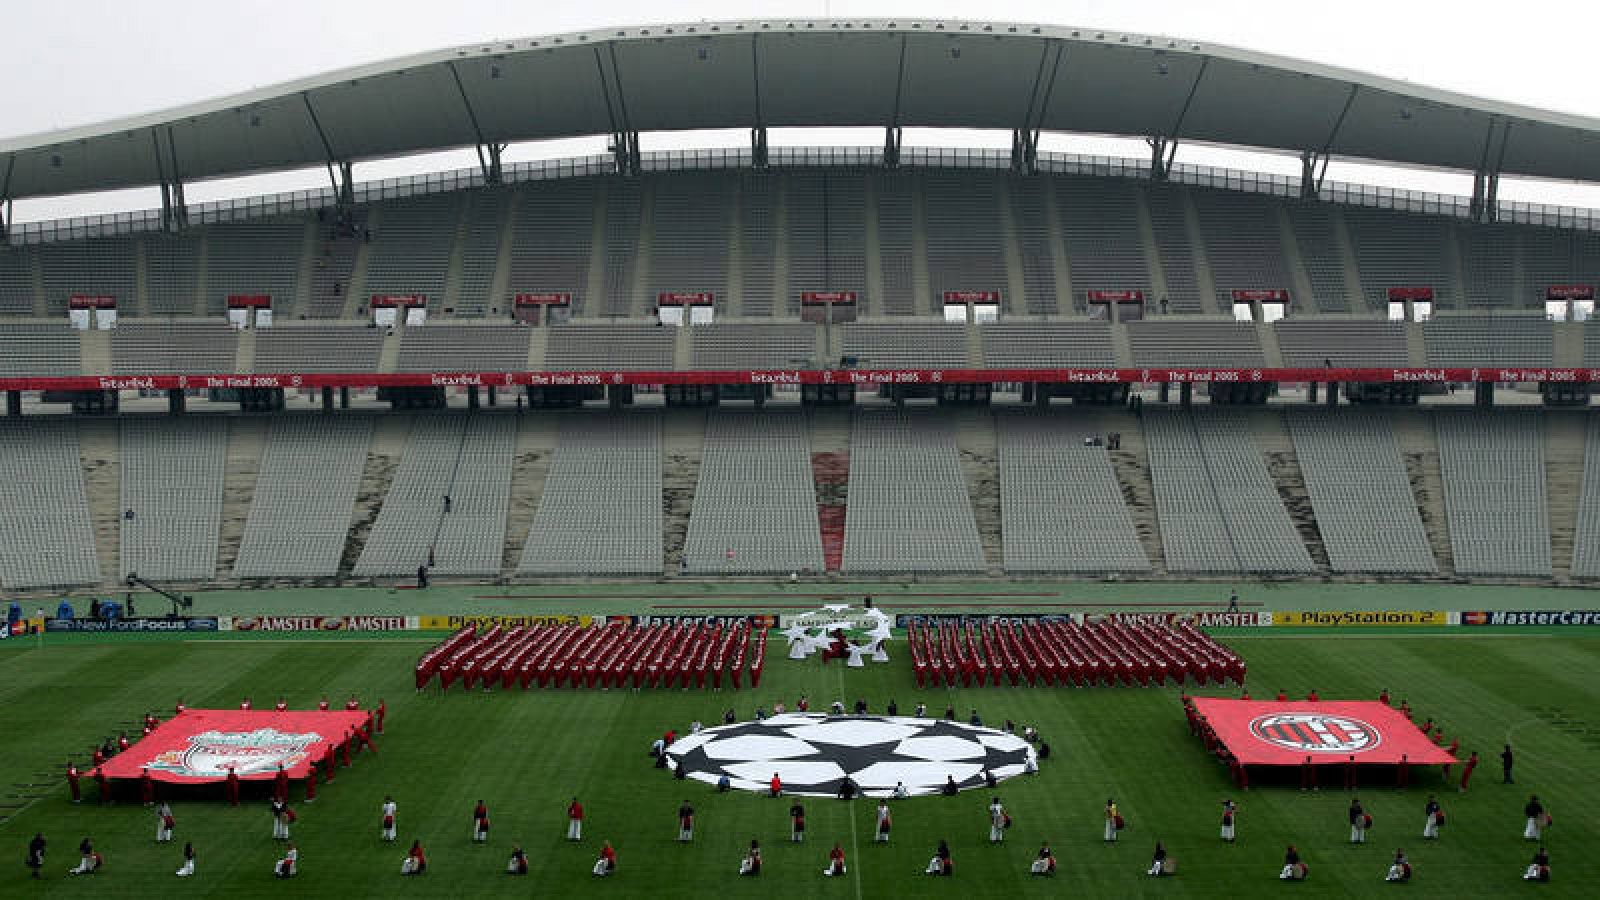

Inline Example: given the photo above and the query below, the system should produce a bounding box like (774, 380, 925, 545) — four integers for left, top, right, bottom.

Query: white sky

(4, 0, 1599, 222)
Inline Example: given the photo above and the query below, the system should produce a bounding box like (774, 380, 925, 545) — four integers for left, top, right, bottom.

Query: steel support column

(1299, 151, 1331, 200)
(883, 126, 903, 169)
(885, 34, 908, 169)
(447, 61, 505, 185)
(752, 127, 769, 170)
(1147, 136, 1175, 180)
(1011, 129, 1040, 175)
(1470, 170, 1501, 224)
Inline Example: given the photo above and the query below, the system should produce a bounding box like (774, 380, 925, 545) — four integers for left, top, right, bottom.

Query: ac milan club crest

(148, 728, 322, 778)
(1249, 713, 1380, 754)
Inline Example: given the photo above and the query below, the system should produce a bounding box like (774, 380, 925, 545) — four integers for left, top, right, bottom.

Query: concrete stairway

(955, 409, 1003, 572)
(808, 409, 853, 573)
(501, 413, 559, 575)
(1065, 406, 1165, 572)
(339, 415, 407, 577)
(1392, 411, 1455, 575)
(661, 408, 706, 576)
(215, 415, 268, 579)
(1545, 410, 1586, 578)
(78, 419, 122, 584)
(1248, 410, 1330, 571)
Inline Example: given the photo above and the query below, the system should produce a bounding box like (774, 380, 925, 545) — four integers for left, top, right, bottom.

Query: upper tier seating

(397, 324, 530, 372)
(111, 321, 238, 374)
(254, 324, 384, 373)
(689, 323, 820, 369)
(1126, 320, 1266, 367)
(544, 323, 675, 370)
(0, 323, 83, 376)
(979, 320, 1115, 368)
(1274, 320, 1411, 368)
(838, 323, 967, 368)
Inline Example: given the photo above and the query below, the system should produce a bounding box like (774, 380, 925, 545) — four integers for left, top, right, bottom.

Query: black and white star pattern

(666, 714, 1036, 797)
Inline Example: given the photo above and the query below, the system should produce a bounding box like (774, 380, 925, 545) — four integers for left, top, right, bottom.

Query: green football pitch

(3, 583, 1599, 897)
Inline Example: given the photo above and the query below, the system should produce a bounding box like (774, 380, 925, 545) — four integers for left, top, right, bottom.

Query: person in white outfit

(1147, 842, 1169, 876)
(1384, 848, 1411, 882)
(875, 800, 891, 843)
(1220, 799, 1236, 842)
(892, 782, 909, 799)
(271, 799, 290, 840)
(381, 796, 397, 842)
(175, 841, 194, 877)
(156, 802, 175, 843)
(738, 840, 761, 876)
(1523, 795, 1545, 841)
(989, 798, 1006, 843)
(1349, 799, 1368, 844)
(1104, 799, 1119, 842)
(1422, 795, 1441, 840)
(274, 844, 298, 878)
(1523, 846, 1550, 882)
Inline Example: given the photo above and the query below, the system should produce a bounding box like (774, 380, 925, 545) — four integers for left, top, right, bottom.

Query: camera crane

(124, 573, 194, 619)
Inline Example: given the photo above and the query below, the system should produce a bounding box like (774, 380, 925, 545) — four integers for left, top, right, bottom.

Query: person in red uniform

(142, 722, 154, 738)
(592, 840, 616, 876)
(240, 697, 252, 711)
(345, 695, 361, 711)
(323, 744, 337, 782)
(1397, 754, 1410, 788)
(1301, 755, 1315, 792)
(1306, 689, 1320, 702)
(769, 773, 783, 798)
(1399, 700, 1411, 720)
(317, 696, 330, 711)
(1378, 688, 1391, 706)
(274, 764, 289, 804)
(304, 769, 316, 803)
(143, 712, 158, 731)
(117, 732, 130, 753)
(1275, 689, 1288, 702)
(401, 839, 426, 875)
(67, 762, 81, 803)
(566, 798, 584, 841)
(341, 729, 353, 767)
(275, 698, 288, 712)
(1344, 755, 1358, 791)
(140, 768, 154, 806)
(175, 699, 187, 716)
(823, 843, 846, 877)
(226, 766, 240, 806)
(375, 699, 387, 734)
(93, 767, 109, 805)
(1442, 739, 1460, 780)
(473, 801, 489, 843)
(1459, 751, 1478, 792)
(91, 745, 105, 768)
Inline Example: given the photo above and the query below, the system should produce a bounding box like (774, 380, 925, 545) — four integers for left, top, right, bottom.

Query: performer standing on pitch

(989, 797, 1007, 844)
(1523, 795, 1546, 841)
(875, 799, 891, 843)
(381, 796, 397, 842)
(566, 798, 584, 841)
(1459, 751, 1478, 792)
(1349, 798, 1369, 843)
(676, 801, 694, 842)
(175, 841, 195, 878)
(1423, 795, 1442, 840)
(1221, 799, 1237, 842)
(155, 801, 175, 843)
(1104, 798, 1120, 842)
(790, 800, 806, 842)
(473, 801, 490, 843)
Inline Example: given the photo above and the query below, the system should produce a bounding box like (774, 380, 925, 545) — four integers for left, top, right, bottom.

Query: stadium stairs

(338, 415, 408, 578)
(1391, 412, 1457, 577)
(500, 414, 558, 575)
(1254, 412, 1332, 572)
(1545, 412, 1586, 578)
(79, 419, 123, 582)
(808, 410, 852, 574)
(216, 417, 268, 578)
(955, 409, 1004, 574)
(662, 409, 707, 576)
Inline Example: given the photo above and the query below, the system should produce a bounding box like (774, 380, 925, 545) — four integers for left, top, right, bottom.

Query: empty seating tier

(518, 413, 663, 575)
(254, 324, 384, 373)
(1287, 411, 1436, 574)
(397, 325, 530, 372)
(120, 417, 227, 581)
(1570, 415, 1600, 578)
(1435, 411, 1551, 577)
(0, 420, 101, 588)
(997, 414, 1150, 573)
(689, 323, 819, 370)
(544, 324, 675, 370)
(233, 416, 372, 579)
(111, 321, 239, 374)
(979, 321, 1115, 368)
(1424, 316, 1554, 368)
(363, 192, 462, 301)
(1127, 320, 1266, 368)
(1274, 320, 1410, 368)
(839, 323, 967, 368)
(683, 413, 824, 575)
(842, 411, 986, 573)
(0, 323, 83, 377)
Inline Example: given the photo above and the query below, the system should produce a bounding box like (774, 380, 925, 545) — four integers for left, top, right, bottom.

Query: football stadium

(3, 10, 1600, 897)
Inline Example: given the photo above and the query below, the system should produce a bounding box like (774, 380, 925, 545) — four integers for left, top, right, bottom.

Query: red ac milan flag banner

(68, 295, 117, 309)
(369, 294, 426, 308)
(226, 295, 272, 308)
(1386, 287, 1434, 301)
(800, 291, 858, 305)
(514, 293, 572, 306)
(1230, 289, 1290, 302)
(1190, 699, 1456, 766)
(943, 291, 1001, 304)
(657, 292, 715, 306)
(99, 709, 371, 783)
(1086, 290, 1145, 303)
(1547, 285, 1595, 301)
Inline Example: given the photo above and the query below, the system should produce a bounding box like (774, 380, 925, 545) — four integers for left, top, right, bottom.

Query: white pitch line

(838, 661, 863, 900)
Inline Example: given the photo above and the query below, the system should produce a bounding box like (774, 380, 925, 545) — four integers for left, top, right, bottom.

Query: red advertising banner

(1386, 287, 1434, 301)
(0, 366, 1595, 394)
(68, 295, 117, 309)
(1547, 284, 1595, 301)
(943, 291, 1001, 304)
(1191, 699, 1456, 767)
(657, 292, 715, 306)
(226, 294, 272, 309)
(99, 709, 371, 783)
(800, 291, 859, 305)
(369, 294, 426, 308)
(1086, 290, 1146, 303)
(514, 293, 572, 306)
(1230, 289, 1291, 302)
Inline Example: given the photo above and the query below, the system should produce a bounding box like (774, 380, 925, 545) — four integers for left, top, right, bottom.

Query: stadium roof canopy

(4, 17, 1599, 201)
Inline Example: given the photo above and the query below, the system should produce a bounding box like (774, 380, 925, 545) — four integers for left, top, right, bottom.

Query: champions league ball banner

(1190, 699, 1457, 767)
(99, 710, 371, 783)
